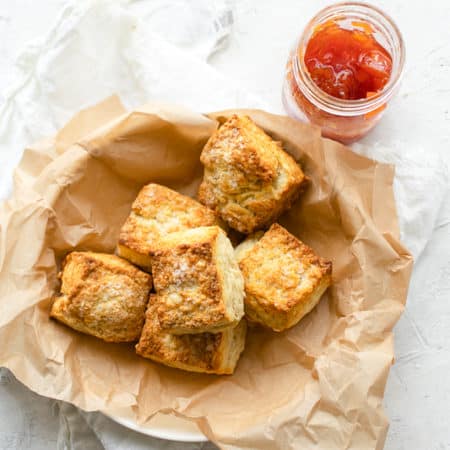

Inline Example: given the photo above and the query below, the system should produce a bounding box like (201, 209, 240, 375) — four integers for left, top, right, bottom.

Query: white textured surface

(0, 1, 449, 450)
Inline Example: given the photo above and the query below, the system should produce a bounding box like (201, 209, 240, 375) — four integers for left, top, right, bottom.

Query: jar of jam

(282, 2, 405, 143)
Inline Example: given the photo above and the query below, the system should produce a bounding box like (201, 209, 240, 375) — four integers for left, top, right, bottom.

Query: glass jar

(282, 2, 405, 144)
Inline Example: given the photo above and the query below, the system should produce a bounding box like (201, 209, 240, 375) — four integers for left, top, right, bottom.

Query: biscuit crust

(50, 252, 152, 342)
(136, 301, 247, 374)
(236, 224, 332, 331)
(198, 115, 307, 233)
(151, 226, 244, 334)
(117, 183, 220, 270)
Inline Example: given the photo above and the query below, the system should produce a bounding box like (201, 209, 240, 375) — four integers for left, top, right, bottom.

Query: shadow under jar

(282, 2, 405, 144)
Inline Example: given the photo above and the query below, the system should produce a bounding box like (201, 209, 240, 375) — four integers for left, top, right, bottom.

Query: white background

(0, 1, 449, 449)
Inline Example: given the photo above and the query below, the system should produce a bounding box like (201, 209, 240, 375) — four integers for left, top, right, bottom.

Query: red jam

(303, 21, 392, 100)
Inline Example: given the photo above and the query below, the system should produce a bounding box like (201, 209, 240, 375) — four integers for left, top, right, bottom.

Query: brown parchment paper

(0, 96, 413, 450)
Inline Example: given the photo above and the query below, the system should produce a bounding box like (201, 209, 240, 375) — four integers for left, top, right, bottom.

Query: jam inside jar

(283, 3, 405, 144)
(304, 20, 392, 100)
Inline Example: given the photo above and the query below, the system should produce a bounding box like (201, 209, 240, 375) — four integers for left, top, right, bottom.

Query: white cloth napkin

(0, 1, 448, 449)
(0, 0, 264, 200)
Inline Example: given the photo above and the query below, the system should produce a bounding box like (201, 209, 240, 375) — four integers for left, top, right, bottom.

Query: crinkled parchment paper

(0, 97, 413, 450)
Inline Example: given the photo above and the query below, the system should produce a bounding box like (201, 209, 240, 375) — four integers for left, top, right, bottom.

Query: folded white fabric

(0, 0, 264, 200)
(0, 1, 447, 449)
(129, 0, 235, 60)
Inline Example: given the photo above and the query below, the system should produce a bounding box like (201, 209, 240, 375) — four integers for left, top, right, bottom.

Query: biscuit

(136, 301, 247, 374)
(117, 183, 220, 270)
(235, 224, 332, 332)
(50, 252, 152, 342)
(198, 115, 306, 233)
(151, 226, 244, 334)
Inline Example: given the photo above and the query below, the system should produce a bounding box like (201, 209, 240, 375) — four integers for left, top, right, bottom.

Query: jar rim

(293, 1, 406, 116)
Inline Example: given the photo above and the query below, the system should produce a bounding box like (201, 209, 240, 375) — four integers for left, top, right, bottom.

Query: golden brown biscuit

(151, 226, 244, 334)
(50, 252, 152, 342)
(198, 115, 307, 234)
(235, 224, 332, 332)
(136, 301, 247, 374)
(117, 183, 220, 270)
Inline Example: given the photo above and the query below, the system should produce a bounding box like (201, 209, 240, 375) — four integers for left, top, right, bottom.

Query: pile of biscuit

(50, 115, 332, 375)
